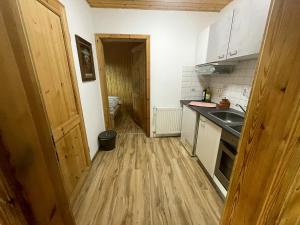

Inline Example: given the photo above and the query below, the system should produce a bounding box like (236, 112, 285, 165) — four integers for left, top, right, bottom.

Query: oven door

(215, 139, 237, 189)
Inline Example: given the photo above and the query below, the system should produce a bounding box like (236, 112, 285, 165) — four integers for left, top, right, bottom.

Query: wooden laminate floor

(114, 113, 144, 134)
(72, 117, 223, 225)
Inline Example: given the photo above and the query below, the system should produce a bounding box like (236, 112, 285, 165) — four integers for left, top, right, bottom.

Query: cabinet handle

(229, 50, 238, 56)
(218, 54, 225, 59)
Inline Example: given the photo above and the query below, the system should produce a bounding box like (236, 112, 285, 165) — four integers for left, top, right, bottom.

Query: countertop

(180, 100, 244, 138)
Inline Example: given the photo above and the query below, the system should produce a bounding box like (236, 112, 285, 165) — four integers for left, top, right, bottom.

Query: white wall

(92, 8, 217, 134)
(60, 0, 105, 159)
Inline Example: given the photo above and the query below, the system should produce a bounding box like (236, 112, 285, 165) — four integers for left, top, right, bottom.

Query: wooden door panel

(20, 0, 77, 129)
(20, 0, 70, 128)
(19, 0, 89, 198)
(47, 8, 78, 121)
(131, 43, 146, 132)
(52, 115, 80, 142)
(55, 125, 87, 197)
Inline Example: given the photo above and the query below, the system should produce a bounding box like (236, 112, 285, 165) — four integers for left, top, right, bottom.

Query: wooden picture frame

(75, 35, 96, 81)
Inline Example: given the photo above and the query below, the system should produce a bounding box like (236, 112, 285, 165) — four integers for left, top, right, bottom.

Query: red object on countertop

(188, 101, 217, 108)
(217, 98, 231, 109)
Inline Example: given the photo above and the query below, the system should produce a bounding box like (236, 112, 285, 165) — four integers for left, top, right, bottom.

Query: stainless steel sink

(209, 111, 244, 123)
(227, 124, 243, 133)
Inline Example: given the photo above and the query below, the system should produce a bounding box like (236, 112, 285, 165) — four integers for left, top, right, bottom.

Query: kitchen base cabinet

(195, 116, 222, 177)
(180, 105, 198, 156)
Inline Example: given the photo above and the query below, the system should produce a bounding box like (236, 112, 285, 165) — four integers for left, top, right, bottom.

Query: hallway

(72, 118, 223, 225)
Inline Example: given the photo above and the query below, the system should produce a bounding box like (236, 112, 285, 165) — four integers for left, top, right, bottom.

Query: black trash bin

(98, 130, 117, 151)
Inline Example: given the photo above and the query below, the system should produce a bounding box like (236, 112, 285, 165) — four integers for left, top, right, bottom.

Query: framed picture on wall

(75, 35, 96, 82)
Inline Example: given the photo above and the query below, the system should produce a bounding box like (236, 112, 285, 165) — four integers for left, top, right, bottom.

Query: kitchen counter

(180, 100, 244, 138)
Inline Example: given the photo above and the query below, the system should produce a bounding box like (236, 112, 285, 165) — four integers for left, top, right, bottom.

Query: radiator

(153, 107, 182, 136)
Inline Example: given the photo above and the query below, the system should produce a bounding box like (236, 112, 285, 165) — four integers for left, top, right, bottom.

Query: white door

(227, 0, 271, 59)
(195, 116, 222, 177)
(181, 105, 197, 155)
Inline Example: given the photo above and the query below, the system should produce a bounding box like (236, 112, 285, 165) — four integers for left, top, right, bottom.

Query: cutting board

(188, 101, 217, 108)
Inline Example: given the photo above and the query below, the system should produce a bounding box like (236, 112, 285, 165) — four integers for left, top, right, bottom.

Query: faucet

(236, 104, 246, 113)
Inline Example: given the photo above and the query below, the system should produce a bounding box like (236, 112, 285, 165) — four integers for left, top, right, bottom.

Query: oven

(214, 129, 238, 190)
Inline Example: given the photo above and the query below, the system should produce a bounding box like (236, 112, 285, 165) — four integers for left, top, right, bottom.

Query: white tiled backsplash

(181, 59, 257, 112)
(181, 66, 207, 100)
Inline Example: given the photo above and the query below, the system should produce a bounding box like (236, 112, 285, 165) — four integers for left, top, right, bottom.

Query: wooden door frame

(95, 34, 151, 137)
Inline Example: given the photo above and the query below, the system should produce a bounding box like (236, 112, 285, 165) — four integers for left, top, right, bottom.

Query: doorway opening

(95, 34, 150, 136)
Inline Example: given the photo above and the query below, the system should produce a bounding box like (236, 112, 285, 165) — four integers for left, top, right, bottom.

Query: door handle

(218, 54, 225, 59)
(229, 50, 238, 56)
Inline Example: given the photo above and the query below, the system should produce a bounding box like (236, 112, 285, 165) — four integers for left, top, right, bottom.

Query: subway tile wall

(208, 59, 257, 111)
(181, 66, 208, 100)
(180, 59, 257, 112)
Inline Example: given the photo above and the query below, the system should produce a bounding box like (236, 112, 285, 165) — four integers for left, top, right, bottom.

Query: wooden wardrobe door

(19, 0, 89, 197)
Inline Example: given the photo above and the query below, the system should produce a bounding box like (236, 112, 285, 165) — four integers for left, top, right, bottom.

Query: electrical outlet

(216, 88, 223, 97)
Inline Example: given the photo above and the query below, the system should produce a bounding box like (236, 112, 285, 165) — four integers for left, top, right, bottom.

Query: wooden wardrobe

(0, 0, 90, 223)
(18, 0, 90, 198)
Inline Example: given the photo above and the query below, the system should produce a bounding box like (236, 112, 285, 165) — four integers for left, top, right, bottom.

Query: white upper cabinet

(203, 0, 271, 63)
(196, 27, 210, 65)
(227, 0, 271, 59)
(206, 5, 234, 63)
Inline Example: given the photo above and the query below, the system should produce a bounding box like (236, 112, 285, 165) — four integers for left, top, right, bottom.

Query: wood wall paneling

(86, 0, 232, 12)
(220, 0, 300, 224)
(103, 41, 147, 133)
(103, 42, 137, 115)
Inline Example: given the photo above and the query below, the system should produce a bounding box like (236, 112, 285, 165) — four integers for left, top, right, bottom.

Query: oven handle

(220, 140, 236, 159)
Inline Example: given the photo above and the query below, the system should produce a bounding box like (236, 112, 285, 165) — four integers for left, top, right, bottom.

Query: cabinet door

(181, 105, 197, 155)
(196, 27, 210, 65)
(227, 0, 271, 59)
(19, 0, 90, 198)
(206, 6, 234, 63)
(195, 116, 222, 177)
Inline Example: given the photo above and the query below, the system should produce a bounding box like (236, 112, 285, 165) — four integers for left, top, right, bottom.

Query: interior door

(131, 43, 147, 132)
(19, 0, 90, 198)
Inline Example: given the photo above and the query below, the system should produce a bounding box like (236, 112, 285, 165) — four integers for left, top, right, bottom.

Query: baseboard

(194, 157, 226, 201)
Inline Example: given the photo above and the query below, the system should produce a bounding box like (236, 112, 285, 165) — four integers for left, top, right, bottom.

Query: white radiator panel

(153, 107, 182, 136)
